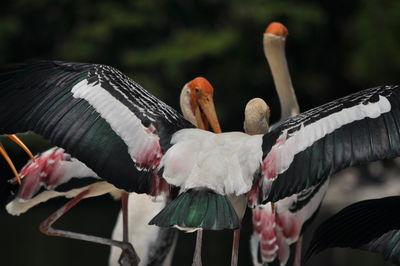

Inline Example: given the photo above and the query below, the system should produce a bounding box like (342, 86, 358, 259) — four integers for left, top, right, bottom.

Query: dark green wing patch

(149, 189, 240, 230)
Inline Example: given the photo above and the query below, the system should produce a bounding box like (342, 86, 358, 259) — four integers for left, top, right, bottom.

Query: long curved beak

(196, 94, 222, 133)
(0, 134, 35, 185)
(0, 142, 21, 184)
(6, 134, 35, 161)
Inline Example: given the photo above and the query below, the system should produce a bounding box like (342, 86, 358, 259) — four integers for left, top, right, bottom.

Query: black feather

(305, 196, 400, 264)
(264, 85, 400, 202)
(0, 60, 193, 194)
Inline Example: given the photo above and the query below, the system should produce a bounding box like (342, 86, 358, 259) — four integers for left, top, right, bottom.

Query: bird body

(161, 129, 262, 196)
(112, 77, 222, 266)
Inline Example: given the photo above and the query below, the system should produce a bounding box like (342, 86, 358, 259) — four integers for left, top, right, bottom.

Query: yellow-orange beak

(0, 134, 35, 185)
(195, 92, 221, 133)
(6, 134, 35, 161)
(187, 77, 222, 133)
(0, 142, 21, 184)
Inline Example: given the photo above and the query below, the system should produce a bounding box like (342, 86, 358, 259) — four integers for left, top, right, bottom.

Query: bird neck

(180, 86, 198, 127)
(263, 34, 300, 119)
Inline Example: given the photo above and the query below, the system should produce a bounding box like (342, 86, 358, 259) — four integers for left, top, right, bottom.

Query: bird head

(263, 22, 288, 54)
(182, 77, 222, 133)
(264, 22, 288, 40)
(243, 98, 270, 135)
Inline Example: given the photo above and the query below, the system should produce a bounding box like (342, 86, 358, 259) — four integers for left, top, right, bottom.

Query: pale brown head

(243, 98, 270, 135)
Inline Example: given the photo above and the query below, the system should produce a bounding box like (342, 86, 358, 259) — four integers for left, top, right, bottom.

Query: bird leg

(293, 236, 303, 266)
(118, 191, 136, 266)
(230, 229, 241, 266)
(121, 192, 129, 242)
(192, 230, 203, 266)
(39, 189, 140, 266)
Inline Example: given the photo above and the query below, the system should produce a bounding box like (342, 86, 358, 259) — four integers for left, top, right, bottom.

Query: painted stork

(1, 60, 400, 265)
(5, 75, 221, 266)
(111, 81, 266, 266)
(0, 134, 34, 183)
(109, 77, 222, 266)
(250, 22, 329, 266)
(306, 196, 400, 265)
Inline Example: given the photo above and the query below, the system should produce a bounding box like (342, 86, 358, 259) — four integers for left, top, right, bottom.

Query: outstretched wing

(305, 196, 400, 265)
(0, 61, 193, 193)
(260, 85, 400, 202)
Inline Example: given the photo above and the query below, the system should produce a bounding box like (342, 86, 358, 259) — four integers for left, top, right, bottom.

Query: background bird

(250, 22, 329, 266)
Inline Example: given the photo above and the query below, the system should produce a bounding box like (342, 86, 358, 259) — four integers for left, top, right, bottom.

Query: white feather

(161, 129, 263, 195)
(263, 95, 391, 179)
(6, 181, 117, 216)
(71, 79, 161, 165)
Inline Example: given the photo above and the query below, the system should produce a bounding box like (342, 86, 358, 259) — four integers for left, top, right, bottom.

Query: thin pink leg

(293, 236, 303, 266)
(231, 229, 241, 266)
(118, 192, 135, 265)
(39, 189, 139, 266)
(192, 230, 203, 266)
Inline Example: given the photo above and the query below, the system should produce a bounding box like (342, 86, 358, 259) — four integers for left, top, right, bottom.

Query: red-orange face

(187, 77, 221, 133)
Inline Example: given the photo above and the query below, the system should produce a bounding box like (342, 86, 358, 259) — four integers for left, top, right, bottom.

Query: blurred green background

(0, 0, 399, 265)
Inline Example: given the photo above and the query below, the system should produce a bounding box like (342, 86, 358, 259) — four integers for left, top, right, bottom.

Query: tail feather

(305, 196, 400, 264)
(202, 192, 218, 228)
(149, 189, 240, 230)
